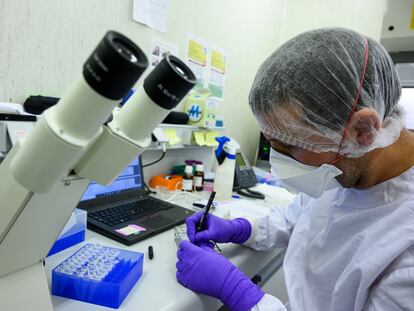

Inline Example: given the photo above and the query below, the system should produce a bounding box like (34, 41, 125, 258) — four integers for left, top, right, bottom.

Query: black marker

(196, 191, 221, 253)
(197, 191, 216, 232)
(148, 245, 154, 260)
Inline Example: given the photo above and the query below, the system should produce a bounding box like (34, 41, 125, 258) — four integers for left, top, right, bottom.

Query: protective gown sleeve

(243, 193, 308, 251)
(251, 294, 287, 311)
(363, 245, 414, 310)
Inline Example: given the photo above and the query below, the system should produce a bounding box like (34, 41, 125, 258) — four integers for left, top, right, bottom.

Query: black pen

(197, 191, 216, 232)
(196, 191, 222, 253)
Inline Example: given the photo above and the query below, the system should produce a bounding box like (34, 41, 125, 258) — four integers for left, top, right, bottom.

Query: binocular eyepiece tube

(10, 31, 149, 193)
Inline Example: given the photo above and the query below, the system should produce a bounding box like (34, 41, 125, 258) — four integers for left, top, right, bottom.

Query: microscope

(0, 31, 196, 310)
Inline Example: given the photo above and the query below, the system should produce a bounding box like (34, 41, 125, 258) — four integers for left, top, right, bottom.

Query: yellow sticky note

(165, 129, 181, 145)
(188, 39, 207, 65)
(411, 3, 414, 30)
(194, 131, 206, 146)
(205, 131, 219, 146)
(211, 50, 226, 73)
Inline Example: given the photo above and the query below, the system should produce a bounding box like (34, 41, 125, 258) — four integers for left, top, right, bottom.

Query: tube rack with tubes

(52, 243, 143, 309)
(174, 224, 222, 254)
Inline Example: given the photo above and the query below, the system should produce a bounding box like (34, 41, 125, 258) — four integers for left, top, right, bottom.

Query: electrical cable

(142, 142, 166, 194)
(143, 181, 156, 194)
(142, 142, 167, 168)
(237, 188, 265, 200)
(165, 190, 203, 203)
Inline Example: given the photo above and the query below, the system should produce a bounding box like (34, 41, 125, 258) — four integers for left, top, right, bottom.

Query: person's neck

(370, 130, 414, 185)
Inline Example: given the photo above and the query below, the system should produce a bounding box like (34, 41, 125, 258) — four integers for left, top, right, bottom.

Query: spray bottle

(213, 136, 239, 201)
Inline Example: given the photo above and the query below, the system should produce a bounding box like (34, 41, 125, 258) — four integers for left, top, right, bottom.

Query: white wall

(381, 0, 414, 52)
(280, 0, 387, 42)
(0, 0, 286, 161)
(0, 0, 389, 162)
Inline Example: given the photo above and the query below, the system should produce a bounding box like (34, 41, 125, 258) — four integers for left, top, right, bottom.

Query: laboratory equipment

(47, 209, 87, 257)
(255, 132, 271, 170)
(0, 30, 195, 310)
(234, 151, 258, 188)
(52, 243, 143, 309)
(0, 113, 36, 154)
(78, 155, 194, 246)
(213, 136, 239, 201)
(148, 245, 154, 260)
(182, 165, 194, 192)
(174, 224, 188, 248)
(75, 52, 197, 185)
(162, 111, 189, 124)
(149, 174, 183, 191)
(23, 95, 60, 115)
(193, 164, 204, 191)
(0, 102, 26, 114)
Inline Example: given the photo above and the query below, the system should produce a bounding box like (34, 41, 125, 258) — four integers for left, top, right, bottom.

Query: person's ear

(345, 108, 381, 147)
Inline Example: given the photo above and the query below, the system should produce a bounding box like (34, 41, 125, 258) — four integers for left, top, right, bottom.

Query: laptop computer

(77, 156, 194, 246)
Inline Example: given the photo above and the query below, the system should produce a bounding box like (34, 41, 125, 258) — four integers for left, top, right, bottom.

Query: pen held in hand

(197, 191, 216, 232)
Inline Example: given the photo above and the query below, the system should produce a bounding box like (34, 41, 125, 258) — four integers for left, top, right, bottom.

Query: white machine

(0, 31, 196, 310)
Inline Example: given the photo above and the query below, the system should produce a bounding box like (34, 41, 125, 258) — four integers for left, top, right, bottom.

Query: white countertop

(45, 186, 294, 311)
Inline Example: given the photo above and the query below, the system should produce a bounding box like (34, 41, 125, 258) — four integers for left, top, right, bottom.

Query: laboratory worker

(176, 28, 414, 310)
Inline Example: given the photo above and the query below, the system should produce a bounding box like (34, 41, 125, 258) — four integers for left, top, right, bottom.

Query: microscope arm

(0, 31, 195, 280)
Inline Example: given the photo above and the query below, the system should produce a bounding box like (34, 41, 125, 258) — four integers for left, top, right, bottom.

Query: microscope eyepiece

(143, 54, 196, 110)
(168, 56, 193, 80)
(83, 31, 148, 100)
(112, 38, 141, 64)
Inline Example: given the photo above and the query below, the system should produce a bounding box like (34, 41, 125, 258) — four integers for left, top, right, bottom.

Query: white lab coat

(248, 166, 414, 311)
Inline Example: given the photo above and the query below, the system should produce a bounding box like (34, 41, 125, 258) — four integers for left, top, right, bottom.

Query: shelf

(145, 145, 216, 151)
(158, 123, 225, 131)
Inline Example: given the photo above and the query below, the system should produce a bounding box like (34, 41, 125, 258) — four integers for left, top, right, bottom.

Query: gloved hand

(186, 211, 252, 245)
(176, 240, 264, 311)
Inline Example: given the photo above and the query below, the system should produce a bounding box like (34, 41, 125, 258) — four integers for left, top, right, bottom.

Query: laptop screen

(80, 156, 143, 201)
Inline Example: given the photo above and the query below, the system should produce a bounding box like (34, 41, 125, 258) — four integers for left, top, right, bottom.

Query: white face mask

(269, 149, 343, 198)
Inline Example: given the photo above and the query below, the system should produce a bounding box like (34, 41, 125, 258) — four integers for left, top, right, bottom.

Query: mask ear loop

(334, 36, 369, 161)
(329, 154, 345, 165)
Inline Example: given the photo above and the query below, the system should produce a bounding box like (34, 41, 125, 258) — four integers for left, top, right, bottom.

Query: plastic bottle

(182, 165, 193, 192)
(214, 146, 236, 201)
(193, 164, 204, 191)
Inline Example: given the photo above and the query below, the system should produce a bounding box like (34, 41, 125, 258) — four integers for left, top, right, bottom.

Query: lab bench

(45, 189, 290, 311)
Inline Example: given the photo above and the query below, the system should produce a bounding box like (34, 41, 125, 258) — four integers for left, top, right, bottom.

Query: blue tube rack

(52, 243, 143, 309)
(48, 209, 87, 257)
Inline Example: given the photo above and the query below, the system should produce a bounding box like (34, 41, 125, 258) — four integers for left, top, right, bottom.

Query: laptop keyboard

(88, 197, 174, 227)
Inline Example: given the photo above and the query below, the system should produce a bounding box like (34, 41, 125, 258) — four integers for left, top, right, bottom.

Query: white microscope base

(0, 262, 53, 311)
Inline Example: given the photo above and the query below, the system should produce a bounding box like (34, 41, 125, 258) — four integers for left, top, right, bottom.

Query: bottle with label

(214, 145, 236, 201)
(193, 164, 204, 191)
(182, 165, 193, 192)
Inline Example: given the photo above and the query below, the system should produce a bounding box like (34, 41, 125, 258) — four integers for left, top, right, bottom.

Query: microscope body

(0, 30, 195, 310)
(0, 145, 90, 276)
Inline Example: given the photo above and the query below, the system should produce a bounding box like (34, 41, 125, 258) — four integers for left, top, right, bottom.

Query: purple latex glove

(186, 211, 252, 245)
(176, 240, 264, 311)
